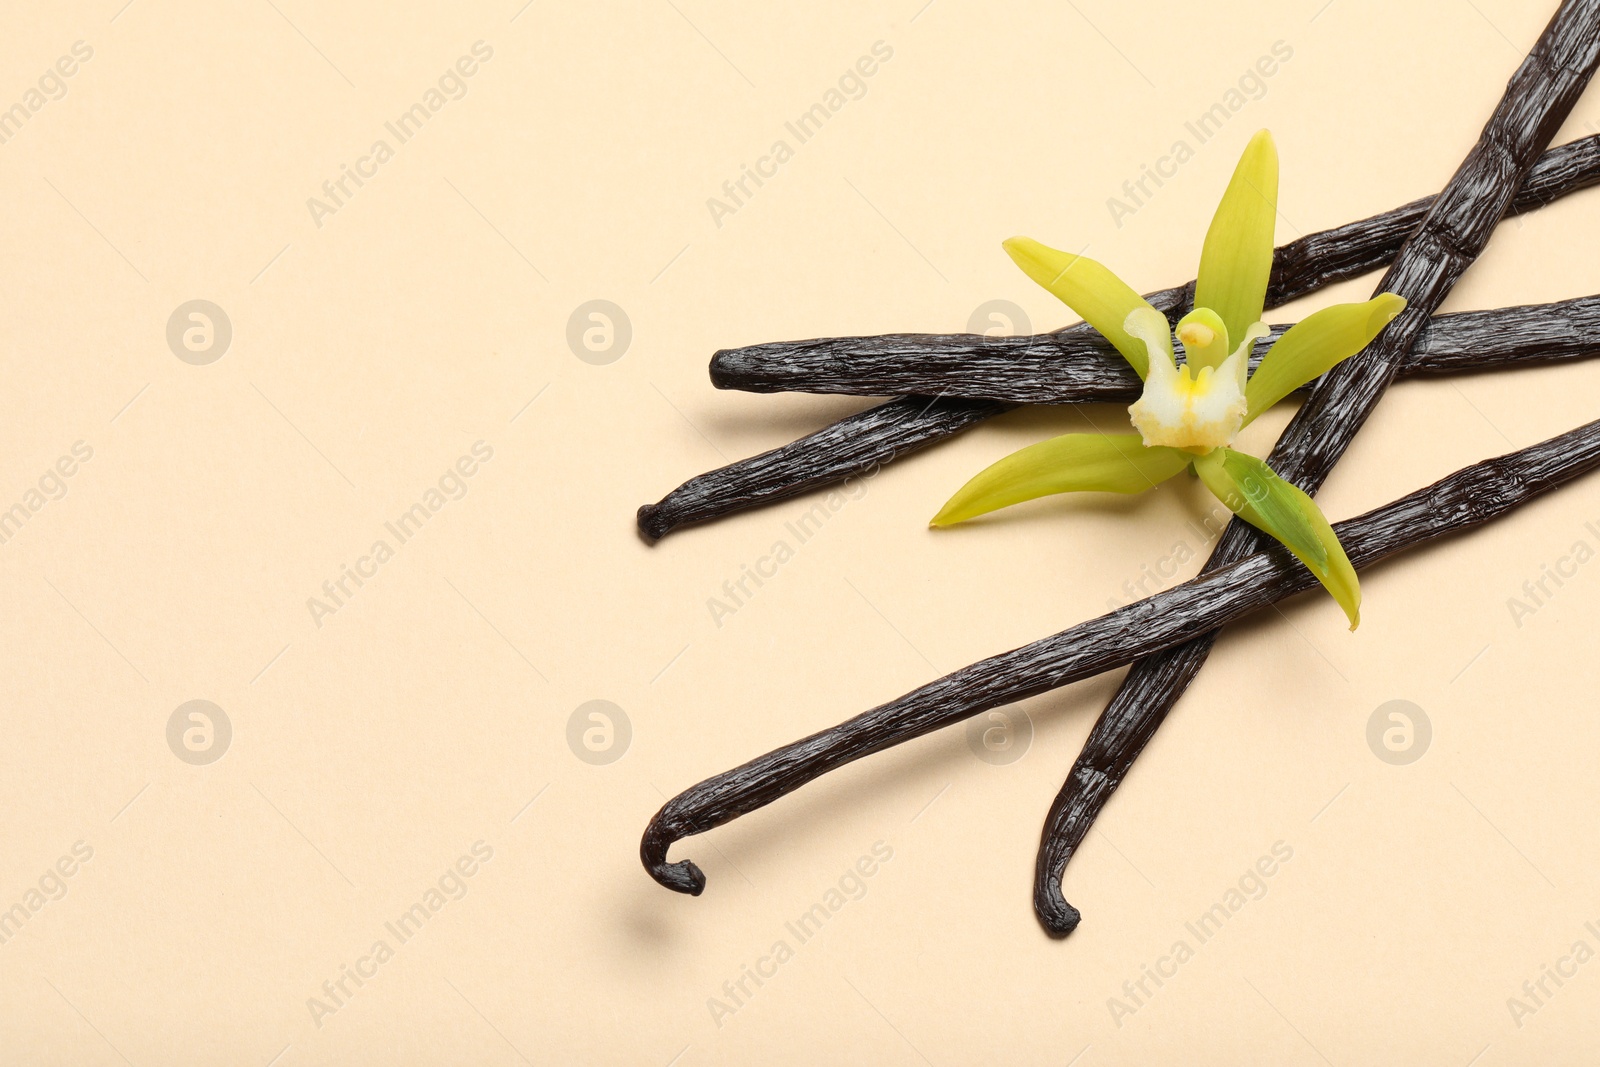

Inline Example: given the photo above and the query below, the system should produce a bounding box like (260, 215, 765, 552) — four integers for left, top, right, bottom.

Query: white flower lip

(1125, 310, 1266, 452)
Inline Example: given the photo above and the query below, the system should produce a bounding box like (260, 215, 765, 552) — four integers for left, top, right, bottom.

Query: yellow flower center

(1123, 307, 1266, 452)
(1175, 321, 1216, 350)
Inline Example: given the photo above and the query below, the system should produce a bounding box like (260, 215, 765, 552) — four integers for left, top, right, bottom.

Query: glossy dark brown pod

(1036, 0, 1600, 936)
(639, 132, 1600, 541)
(642, 414, 1600, 895)
(708, 297, 1600, 403)
(641, 0, 1600, 906)
(635, 395, 1007, 543)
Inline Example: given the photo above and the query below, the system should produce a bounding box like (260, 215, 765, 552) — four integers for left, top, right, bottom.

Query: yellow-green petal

(1195, 129, 1278, 347)
(1003, 237, 1158, 378)
(931, 433, 1189, 527)
(1125, 306, 1176, 373)
(1192, 448, 1360, 629)
(1244, 294, 1407, 422)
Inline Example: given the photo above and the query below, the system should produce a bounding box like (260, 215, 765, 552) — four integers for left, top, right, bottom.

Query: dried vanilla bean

(709, 297, 1600, 403)
(638, 134, 1600, 541)
(641, 415, 1600, 894)
(640, 0, 1600, 904)
(1036, 0, 1600, 936)
(636, 396, 1006, 543)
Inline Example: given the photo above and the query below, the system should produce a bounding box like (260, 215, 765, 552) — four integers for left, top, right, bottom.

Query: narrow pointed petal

(1003, 237, 1158, 377)
(1244, 294, 1408, 421)
(1193, 448, 1361, 629)
(1195, 129, 1278, 346)
(931, 434, 1188, 527)
(1230, 321, 1271, 393)
(1124, 306, 1176, 375)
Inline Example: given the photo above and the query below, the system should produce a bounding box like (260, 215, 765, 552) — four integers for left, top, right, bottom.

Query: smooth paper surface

(3, 0, 1599, 1062)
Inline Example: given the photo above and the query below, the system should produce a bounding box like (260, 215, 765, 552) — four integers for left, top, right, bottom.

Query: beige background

(1, 0, 1599, 1062)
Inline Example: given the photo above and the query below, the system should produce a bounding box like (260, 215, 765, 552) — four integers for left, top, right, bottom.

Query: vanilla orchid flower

(932, 130, 1407, 629)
